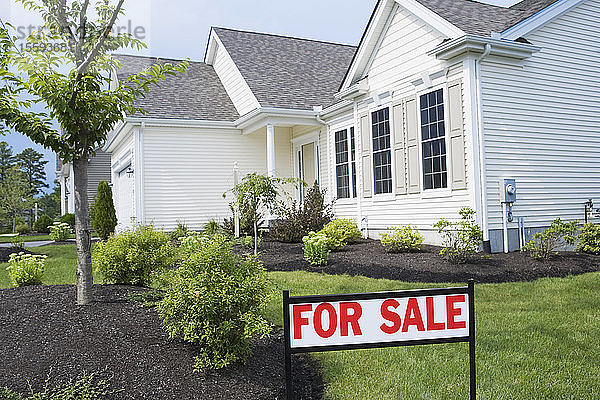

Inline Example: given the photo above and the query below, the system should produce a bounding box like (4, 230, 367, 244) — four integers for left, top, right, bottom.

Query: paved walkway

(0, 241, 55, 248)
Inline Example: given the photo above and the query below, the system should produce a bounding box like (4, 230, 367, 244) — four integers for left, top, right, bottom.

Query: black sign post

(283, 279, 476, 400)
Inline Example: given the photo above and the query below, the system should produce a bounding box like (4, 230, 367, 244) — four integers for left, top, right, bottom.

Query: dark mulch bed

(253, 239, 600, 283)
(0, 247, 33, 263)
(0, 285, 322, 400)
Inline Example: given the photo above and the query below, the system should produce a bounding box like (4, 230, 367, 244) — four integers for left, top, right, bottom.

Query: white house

(101, 0, 600, 253)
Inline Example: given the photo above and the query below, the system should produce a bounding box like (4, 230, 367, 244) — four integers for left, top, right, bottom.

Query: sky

(0, 0, 518, 189)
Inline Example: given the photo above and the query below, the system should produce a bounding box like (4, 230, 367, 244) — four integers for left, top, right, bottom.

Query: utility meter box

(500, 178, 517, 203)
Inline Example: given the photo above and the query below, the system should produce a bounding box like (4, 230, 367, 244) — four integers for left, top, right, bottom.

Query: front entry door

(296, 140, 318, 201)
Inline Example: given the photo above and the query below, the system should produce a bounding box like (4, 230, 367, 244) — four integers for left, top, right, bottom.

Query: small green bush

(523, 218, 578, 260)
(302, 231, 330, 265)
(10, 236, 25, 249)
(576, 223, 600, 255)
(380, 225, 424, 253)
(169, 220, 190, 244)
(6, 252, 47, 287)
(90, 180, 117, 240)
(49, 222, 71, 241)
(0, 371, 114, 399)
(178, 231, 202, 254)
(93, 225, 176, 286)
(158, 234, 272, 371)
(15, 223, 30, 235)
(203, 220, 227, 237)
(434, 207, 483, 264)
(59, 213, 75, 229)
(273, 182, 333, 243)
(320, 219, 362, 250)
(34, 214, 53, 233)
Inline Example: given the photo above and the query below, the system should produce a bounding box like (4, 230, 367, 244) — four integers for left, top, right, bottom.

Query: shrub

(320, 219, 362, 250)
(302, 231, 330, 266)
(59, 213, 75, 229)
(203, 220, 227, 237)
(273, 182, 333, 243)
(49, 222, 70, 241)
(523, 218, 578, 260)
(380, 225, 424, 253)
(576, 223, 600, 255)
(169, 220, 190, 243)
(93, 225, 176, 286)
(434, 207, 483, 264)
(158, 234, 272, 371)
(10, 236, 25, 249)
(6, 252, 47, 287)
(49, 222, 71, 241)
(0, 371, 114, 399)
(90, 180, 117, 240)
(15, 223, 30, 235)
(34, 214, 53, 233)
(178, 231, 202, 255)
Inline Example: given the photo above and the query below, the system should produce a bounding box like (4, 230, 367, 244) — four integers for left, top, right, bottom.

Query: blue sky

(0, 0, 377, 188)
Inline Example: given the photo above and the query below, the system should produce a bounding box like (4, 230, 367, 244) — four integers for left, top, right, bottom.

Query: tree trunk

(254, 220, 258, 255)
(73, 156, 93, 305)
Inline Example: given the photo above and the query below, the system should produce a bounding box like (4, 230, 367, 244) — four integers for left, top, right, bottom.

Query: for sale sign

(282, 282, 476, 399)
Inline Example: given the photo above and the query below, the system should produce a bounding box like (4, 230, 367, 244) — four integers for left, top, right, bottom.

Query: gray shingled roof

(113, 54, 239, 121)
(416, 0, 559, 36)
(213, 27, 357, 110)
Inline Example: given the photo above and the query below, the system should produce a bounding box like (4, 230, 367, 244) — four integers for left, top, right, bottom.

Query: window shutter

(405, 96, 420, 194)
(392, 101, 406, 194)
(447, 80, 467, 190)
(359, 113, 372, 198)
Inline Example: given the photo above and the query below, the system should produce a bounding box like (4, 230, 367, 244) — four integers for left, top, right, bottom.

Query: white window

(334, 127, 357, 199)
(371, 107, 392, 195)
(420, 89, 447, 190)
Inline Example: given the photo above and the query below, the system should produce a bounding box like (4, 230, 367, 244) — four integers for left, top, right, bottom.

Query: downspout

(475, 44, 491, 244)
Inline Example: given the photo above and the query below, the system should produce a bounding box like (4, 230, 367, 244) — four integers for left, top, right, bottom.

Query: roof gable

(113, 54, 239, 122)
(212, 27, 357, 110)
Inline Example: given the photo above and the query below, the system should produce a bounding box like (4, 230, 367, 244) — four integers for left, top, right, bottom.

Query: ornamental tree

(0, 0, 187, 304)
(90, 180, 117, 240)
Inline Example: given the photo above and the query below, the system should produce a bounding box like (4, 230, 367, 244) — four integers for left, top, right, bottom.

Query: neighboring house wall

(481, 0, 600, 251)
(211, 35, 260, 116)
(325, 5, 474, 243)
(87, 150, 112, 205)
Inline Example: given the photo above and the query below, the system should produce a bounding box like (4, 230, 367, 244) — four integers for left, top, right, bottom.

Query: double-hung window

(334, 128, 357, 199)
(372, 108, 392, 195)
(420, 89, 447, 190)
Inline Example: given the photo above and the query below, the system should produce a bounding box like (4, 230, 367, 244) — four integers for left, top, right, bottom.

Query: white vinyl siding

(480, 0, 600, 230)
(111, 132, 135, 232)
(87, 150, 112, 205)
(211, 36, 260, 116)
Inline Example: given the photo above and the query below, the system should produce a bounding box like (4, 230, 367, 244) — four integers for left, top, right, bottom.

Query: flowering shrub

(434, 208, 483, 264)
(158, 234, 272, 370)
(302, 231, 330, 265)
(49, 222, 71, 241)
(6, 252, 47, 286)
(523, 218, 578, 260)
(576, 223, 600, 255)
(319, 219, 361, 250)
(380, 225, 424, 253)
(93, 225, 176, 286)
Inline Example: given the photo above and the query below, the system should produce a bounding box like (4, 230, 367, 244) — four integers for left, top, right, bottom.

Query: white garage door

(116, 165, 134, 232)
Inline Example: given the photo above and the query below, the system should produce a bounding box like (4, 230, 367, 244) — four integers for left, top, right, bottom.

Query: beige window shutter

(405, 96, 421, 194)
(359, 113, 372, 198)
(392, 101, 407, 194)
(447, 80, 467, 190)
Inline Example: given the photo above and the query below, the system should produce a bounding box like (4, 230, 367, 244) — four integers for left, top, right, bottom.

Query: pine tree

(16, 148, 48, 198)
(0, 141, 15, 183)
(91, 180, 117, 240)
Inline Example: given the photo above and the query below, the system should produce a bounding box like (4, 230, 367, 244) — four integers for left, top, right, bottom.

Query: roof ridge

(212, 26, 357, 48)
(111, 53, 202, 64)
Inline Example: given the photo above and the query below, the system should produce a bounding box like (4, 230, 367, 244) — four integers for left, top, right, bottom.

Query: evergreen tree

(16, 148, 48, 197)
(0, 141, 15, 183)
(90, 180, 117, 240)
(0, 167, 32, 232)
(38, 182, 61, 219)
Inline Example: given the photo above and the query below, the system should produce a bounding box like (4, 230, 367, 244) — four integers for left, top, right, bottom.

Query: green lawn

(0, 234, 75, 243)
(1, 246, 599, 399)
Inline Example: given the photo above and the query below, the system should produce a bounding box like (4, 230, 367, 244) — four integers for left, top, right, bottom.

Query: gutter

(429, 34, 540, 61)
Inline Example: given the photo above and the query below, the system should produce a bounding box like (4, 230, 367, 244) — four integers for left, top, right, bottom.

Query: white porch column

(266, 124, 276, 177)
(60, 175, 67, 215)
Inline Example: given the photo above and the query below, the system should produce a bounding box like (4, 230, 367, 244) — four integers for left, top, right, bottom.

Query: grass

(0, 234, 75, 243)
(1, 246, 599, 399)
